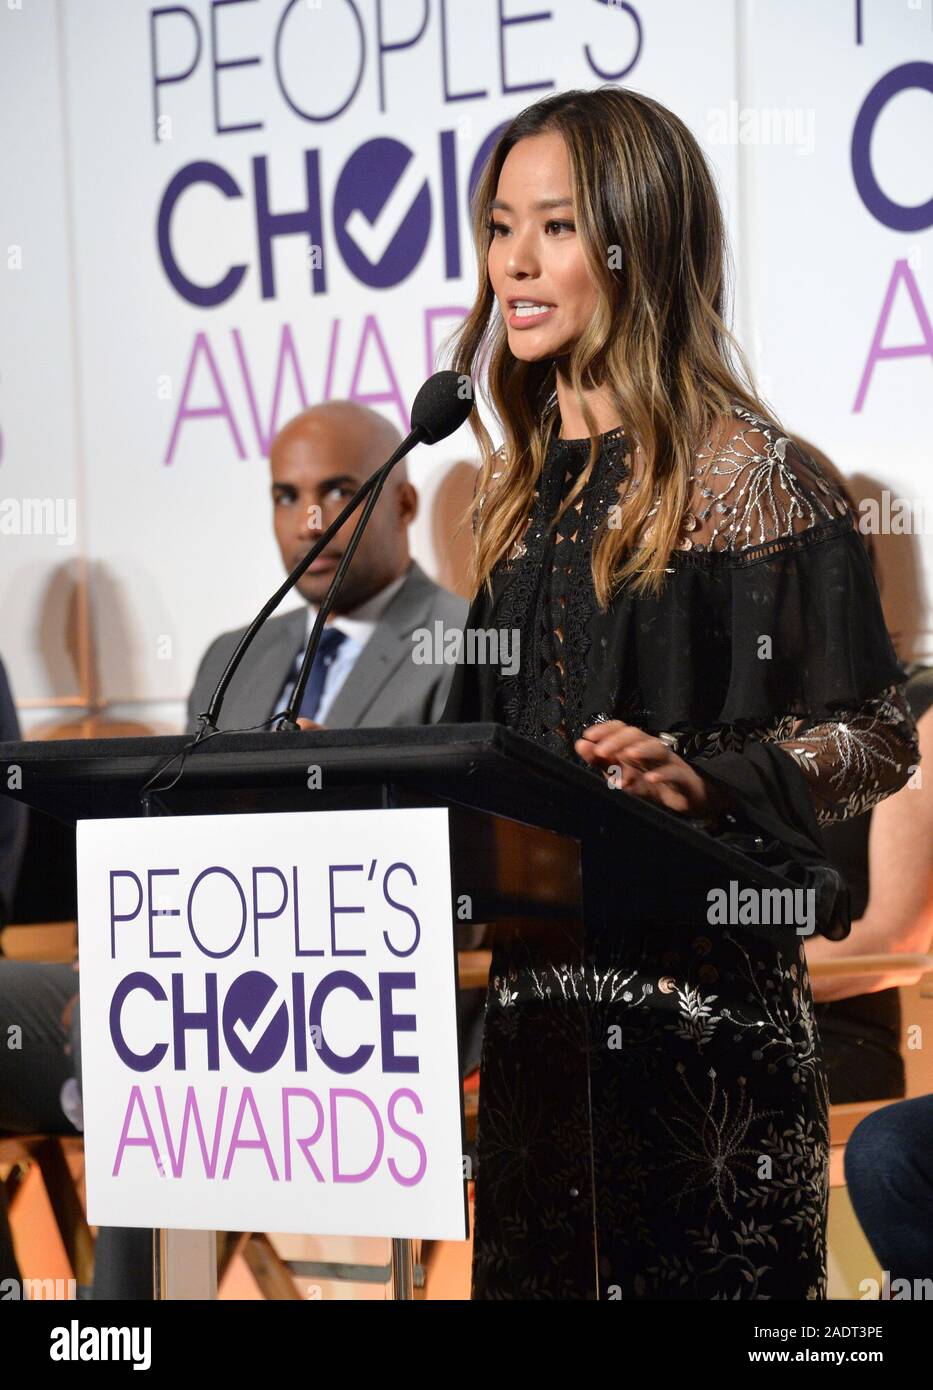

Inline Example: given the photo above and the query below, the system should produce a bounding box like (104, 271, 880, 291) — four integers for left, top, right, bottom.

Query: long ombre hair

(448, 86, 777, 606)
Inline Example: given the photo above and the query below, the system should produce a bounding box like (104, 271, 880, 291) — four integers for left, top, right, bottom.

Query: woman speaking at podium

(440, 86, 919, 1299)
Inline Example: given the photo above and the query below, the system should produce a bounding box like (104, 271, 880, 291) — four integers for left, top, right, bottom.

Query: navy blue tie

(297, 626, 348, 722)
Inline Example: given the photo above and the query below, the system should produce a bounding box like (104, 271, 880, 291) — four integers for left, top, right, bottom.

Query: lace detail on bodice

(493, 425, 631, 759)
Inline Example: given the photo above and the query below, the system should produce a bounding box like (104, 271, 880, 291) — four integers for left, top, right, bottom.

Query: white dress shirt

(275, 568, 409, 723)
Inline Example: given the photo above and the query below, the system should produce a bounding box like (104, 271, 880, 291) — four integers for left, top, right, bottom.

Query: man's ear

(400, 480, 419, 525)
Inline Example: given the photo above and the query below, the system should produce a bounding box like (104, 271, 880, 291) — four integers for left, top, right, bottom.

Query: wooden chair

(0, 1134, 92, 1288)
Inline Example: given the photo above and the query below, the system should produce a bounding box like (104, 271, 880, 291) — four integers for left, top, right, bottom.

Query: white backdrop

(1, 0, 931, 733)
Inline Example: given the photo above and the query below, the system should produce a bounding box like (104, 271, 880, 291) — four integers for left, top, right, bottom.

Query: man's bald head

(269, 401, 417, 612)
(274, 402, 408, 486)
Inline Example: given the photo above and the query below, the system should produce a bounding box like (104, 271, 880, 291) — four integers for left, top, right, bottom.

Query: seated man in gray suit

(188, 400, 466, 733)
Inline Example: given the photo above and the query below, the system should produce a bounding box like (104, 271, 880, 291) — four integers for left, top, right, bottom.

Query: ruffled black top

(441, 405, 920, 938)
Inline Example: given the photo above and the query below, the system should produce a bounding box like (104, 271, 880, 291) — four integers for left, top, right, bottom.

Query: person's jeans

(845, 1094, 933, 1285)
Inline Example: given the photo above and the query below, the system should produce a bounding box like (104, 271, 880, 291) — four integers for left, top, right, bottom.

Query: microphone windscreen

(411, 370, 475, 445)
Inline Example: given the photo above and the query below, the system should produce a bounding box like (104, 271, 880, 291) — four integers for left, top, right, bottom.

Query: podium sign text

(76, 807, 466, 1239)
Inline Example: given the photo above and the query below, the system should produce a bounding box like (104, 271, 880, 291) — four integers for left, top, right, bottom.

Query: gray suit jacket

(186, 559, 468, 735)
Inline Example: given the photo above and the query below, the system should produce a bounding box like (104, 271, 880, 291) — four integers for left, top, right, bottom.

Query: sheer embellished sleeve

(775, 684, 918, 826)
(654, 408, 921, 937)
(685, 407, 858, 550)
(678, 411, 920, 827)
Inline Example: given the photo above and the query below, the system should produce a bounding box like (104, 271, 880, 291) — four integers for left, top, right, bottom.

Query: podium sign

(76, 806, 467, 1240)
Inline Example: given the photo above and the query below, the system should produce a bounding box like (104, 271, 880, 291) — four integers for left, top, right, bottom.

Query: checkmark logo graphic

(334, 137, 431, 288)
(344, 158, 426, 266)
(232, 989, 285, 1053)
(224, 972, 290, 1071)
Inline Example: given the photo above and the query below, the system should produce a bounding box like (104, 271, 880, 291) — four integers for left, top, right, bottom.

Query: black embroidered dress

(441, 406, 919, 1300)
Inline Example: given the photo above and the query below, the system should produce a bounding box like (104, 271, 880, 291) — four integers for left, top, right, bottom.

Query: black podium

(0, 724, 797, 1300)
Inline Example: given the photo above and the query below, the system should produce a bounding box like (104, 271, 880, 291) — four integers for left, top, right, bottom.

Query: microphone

(408, 369, 475, 444)
(199, 371, 474, 734)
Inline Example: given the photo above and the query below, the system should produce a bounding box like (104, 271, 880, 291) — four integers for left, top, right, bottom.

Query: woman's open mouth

(507, 300, 555, 329)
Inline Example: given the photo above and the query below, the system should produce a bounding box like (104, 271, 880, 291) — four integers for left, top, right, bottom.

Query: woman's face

(487, 131, 599, 364)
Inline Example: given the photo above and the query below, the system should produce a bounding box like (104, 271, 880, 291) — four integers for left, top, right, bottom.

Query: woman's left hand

(575, 720, 729, 819)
